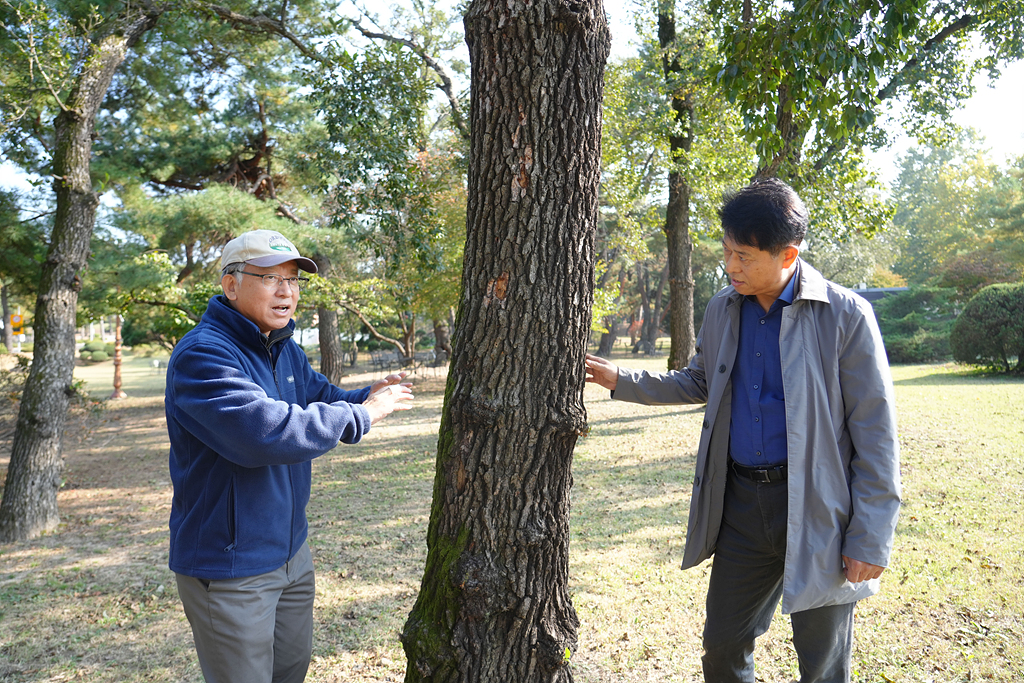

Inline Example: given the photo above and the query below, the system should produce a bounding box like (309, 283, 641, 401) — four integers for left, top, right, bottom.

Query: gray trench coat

(613, 260, 901, 613)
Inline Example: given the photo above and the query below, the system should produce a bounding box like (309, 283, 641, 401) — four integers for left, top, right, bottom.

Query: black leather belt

(729, 459, 787, 483)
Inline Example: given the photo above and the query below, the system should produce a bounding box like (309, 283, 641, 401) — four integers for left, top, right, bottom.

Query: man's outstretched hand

(370, 371, 411, 396)
(585, 353, 619, 392)
(363, 372, 414, 425)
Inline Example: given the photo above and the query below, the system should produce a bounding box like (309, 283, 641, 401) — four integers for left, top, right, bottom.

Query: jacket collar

(724, 257, 830, 308)
(203, 295, 295, 352)
(792, 258, 830, 304)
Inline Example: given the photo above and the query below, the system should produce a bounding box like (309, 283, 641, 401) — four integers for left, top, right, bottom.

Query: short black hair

(719, 178, 808, 256)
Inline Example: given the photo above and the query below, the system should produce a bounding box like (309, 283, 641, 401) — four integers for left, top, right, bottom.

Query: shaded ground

(1, 355, 1022, 682)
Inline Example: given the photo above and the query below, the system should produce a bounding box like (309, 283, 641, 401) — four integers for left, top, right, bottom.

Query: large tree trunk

(312, 254, 346, 385)
(0, 7, 161, 542)
(401, 2, 609, 681)
(659, 4, 697, 371)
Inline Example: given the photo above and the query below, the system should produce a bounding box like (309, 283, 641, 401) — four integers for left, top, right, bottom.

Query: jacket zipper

(264, 331, 296, 559)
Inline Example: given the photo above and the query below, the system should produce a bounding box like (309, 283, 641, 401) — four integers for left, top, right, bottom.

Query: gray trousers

(702, 473, 854, 683)
(175, 541, 316, 683)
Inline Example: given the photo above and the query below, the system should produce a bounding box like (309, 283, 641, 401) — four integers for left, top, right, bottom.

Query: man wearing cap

(166, 229, 413, 683)
(585, 179, 900, 683)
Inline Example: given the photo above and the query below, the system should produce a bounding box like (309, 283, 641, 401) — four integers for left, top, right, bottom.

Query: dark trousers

(175, 541, 316, 683)
(702, 473, 854, 683)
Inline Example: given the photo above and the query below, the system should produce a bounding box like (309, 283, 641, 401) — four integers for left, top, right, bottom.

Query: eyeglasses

(236, 271, 310, 291)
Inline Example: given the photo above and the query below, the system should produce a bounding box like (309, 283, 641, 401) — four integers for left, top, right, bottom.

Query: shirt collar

(777, 265, 798, 305)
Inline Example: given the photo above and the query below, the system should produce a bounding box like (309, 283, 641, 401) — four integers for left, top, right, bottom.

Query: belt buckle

(751, 468, 771, 483)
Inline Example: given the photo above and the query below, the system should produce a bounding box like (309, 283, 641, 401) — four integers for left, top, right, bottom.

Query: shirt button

(756, 451, 761, 456)
(718, 364, 726, 373)
(760, 319, 766, 325)
(756, 352, 761, 357)
(754, 417, 759, 422)
(693, 476, 701, 486)
(753, 384, 759, 390)
(702, 420, 709, 429)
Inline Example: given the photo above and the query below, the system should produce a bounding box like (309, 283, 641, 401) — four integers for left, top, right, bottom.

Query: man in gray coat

(585, 178, 900, 683)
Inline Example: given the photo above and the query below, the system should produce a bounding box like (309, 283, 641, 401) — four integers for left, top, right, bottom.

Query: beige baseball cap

(220, 230, 317, 273)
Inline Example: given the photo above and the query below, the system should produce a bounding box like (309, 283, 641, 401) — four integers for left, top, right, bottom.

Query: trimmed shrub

(950, 283, 1024, 373)
(873, 287, 959, 363)
(80, 350, 92, 361)
(84, 340, 106, 352)
(104, 343, 115, 355)
(89, 350, 110, 362)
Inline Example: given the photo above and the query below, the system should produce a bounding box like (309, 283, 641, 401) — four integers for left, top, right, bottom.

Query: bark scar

(483, 271, 510, 308)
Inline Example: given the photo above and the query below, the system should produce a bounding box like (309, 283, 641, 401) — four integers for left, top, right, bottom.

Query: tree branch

(0, 0, 72, 112)
(338, 300, 406, 354)
(128, 297, 202, 322)
(276, 202, 304, 224)
(877, 13, 977, 102)
(350, 18, 470, 140)
(206, 4, 327, 64)
(809, 12, 978, 175)
(149, 176, 205, 191)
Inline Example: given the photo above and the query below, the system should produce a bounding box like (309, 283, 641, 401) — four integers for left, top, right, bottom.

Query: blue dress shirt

(729, 271, 797, 467)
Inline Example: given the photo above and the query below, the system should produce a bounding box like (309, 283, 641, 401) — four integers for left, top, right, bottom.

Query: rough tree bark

(401, 1, 609, 681)
(0, 6, 162, 542)
(311, 253, 346, 385)
(659, 3, 697, 370)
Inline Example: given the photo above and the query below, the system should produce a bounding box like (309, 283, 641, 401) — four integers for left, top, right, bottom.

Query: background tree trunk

(1, 285, 13, 352)
(110, 314, 126, 400)
(596, 321, 616, 356)
(659, 4, 697, 370)
(432, 318, 452, 360)
(401, 2, 609, 681)
(0, 7, 161, 542)
(312, 253, 346, 385)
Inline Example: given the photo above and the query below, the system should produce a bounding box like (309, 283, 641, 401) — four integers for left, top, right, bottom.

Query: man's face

(222, 261, 300, 335)
(722, 234, 798, 306)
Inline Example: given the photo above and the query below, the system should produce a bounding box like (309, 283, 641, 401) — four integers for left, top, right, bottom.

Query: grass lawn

(0, 355, 1021, 682)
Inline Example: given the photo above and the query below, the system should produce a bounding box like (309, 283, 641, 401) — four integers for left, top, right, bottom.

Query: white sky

(3, 3, 1022, 195)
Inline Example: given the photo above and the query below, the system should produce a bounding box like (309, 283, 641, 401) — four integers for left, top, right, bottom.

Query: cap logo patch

(268, 235, 294, 252)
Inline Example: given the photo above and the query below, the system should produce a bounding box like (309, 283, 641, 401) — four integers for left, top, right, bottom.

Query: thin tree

(658, 0, 697, 368)
(401, 0, 610, 681)
(0, 3, 163, 542)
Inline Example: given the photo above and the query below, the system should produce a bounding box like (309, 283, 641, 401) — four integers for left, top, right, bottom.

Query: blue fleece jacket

(166, 295, 372, 580)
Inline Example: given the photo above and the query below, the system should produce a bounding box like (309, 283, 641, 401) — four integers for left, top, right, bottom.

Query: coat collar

(723, 257, 830, 308)
(792, 258, 830, 304)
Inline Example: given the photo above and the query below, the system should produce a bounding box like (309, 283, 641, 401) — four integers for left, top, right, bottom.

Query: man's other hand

(842, 555, 884, 583)
(585, 353, 619, 392)
(363, 381, 414, 425)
